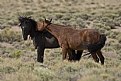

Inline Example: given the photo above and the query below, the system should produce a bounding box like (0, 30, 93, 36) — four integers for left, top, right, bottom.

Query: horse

(37, 18, 107, 65)
(18, 16, 83, 63)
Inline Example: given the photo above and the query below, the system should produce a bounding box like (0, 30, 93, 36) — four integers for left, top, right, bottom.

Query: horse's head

(37, 18, 52, 31)
(18, 16, 37, 40)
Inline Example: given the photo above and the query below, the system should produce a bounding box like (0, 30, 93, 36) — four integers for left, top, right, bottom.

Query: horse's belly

(69, 44, 87, 50)
(68, 39, 88, 50)
(76, 44, 88, 50)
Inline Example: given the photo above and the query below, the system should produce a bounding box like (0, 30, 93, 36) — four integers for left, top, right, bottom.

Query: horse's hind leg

(68, 50, 83, 61)
(67, 49, 74, 61)
(76, 50, 83, 61)
(96, 50, 104, 65)
(91, 53, 99, 63)
(62, 47, 68, 60)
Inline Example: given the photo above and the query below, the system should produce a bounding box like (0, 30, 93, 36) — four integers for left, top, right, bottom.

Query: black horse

(18, 16, 83, 63)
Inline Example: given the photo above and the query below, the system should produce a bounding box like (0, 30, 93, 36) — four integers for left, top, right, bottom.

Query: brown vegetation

(0, 0, 121, 81)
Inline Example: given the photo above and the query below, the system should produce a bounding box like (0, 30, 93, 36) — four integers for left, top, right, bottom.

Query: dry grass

(0, 0, 121, 81)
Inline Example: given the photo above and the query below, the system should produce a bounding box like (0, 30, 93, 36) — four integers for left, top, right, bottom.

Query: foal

(37, 19, 106, 65)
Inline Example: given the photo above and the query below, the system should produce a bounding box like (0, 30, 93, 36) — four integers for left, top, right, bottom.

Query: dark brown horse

(18, 16, 83, 63)
(37, 19, 107, 65)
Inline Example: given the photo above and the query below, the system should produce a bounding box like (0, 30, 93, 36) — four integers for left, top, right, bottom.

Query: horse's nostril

(23, 37, 27, 40)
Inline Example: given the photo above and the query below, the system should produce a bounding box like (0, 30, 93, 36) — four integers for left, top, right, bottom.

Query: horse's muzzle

(23, 36, 27, 40)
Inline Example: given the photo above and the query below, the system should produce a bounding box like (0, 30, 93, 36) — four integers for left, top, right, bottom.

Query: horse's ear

(18, 15, 23, 27)
(45, 18, 47, 21)
(18, 15, 22, 20)
(49, 19, 52, 23)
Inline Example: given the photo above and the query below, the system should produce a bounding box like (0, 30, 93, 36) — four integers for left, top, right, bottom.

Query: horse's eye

(19, 23, 21, 26)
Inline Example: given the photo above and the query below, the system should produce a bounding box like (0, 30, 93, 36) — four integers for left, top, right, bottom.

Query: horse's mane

(27, 17, 37, 27)
(19, 16, 37, 28)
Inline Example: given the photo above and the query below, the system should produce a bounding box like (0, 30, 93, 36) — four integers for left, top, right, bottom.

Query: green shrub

(0, 28, 22, 43)
(116, 33, 121, 43)
(10, 50, 23, 58)
(0, 66, 16, 73)
(34, 67, 56, 81)
(108, 31, 119, 39)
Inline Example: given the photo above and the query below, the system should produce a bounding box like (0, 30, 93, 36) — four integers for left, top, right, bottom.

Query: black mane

(19, 16, 37, 28)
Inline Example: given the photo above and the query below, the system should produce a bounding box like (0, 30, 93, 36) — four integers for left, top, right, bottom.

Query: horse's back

(66, 28, 101, 50)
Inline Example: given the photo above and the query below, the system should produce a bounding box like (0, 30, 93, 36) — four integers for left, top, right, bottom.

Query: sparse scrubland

(0, 0, 121, 81)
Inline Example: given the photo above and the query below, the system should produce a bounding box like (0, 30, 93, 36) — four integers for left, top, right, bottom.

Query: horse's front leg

(61, 45, 68, 60)
(37, 47, 45, 63)
(67, 49, 74, 61)
(68, 50, 83, 61)
(76, 50, 83, 61)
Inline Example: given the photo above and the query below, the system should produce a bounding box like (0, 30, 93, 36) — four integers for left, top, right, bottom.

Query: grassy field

(0, 0, 121, 81)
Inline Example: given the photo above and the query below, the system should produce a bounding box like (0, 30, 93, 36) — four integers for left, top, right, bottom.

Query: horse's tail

(88, 34, 107, 53)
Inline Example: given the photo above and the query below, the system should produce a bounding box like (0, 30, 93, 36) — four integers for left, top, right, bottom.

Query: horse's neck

(46, 24, 64, 38)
